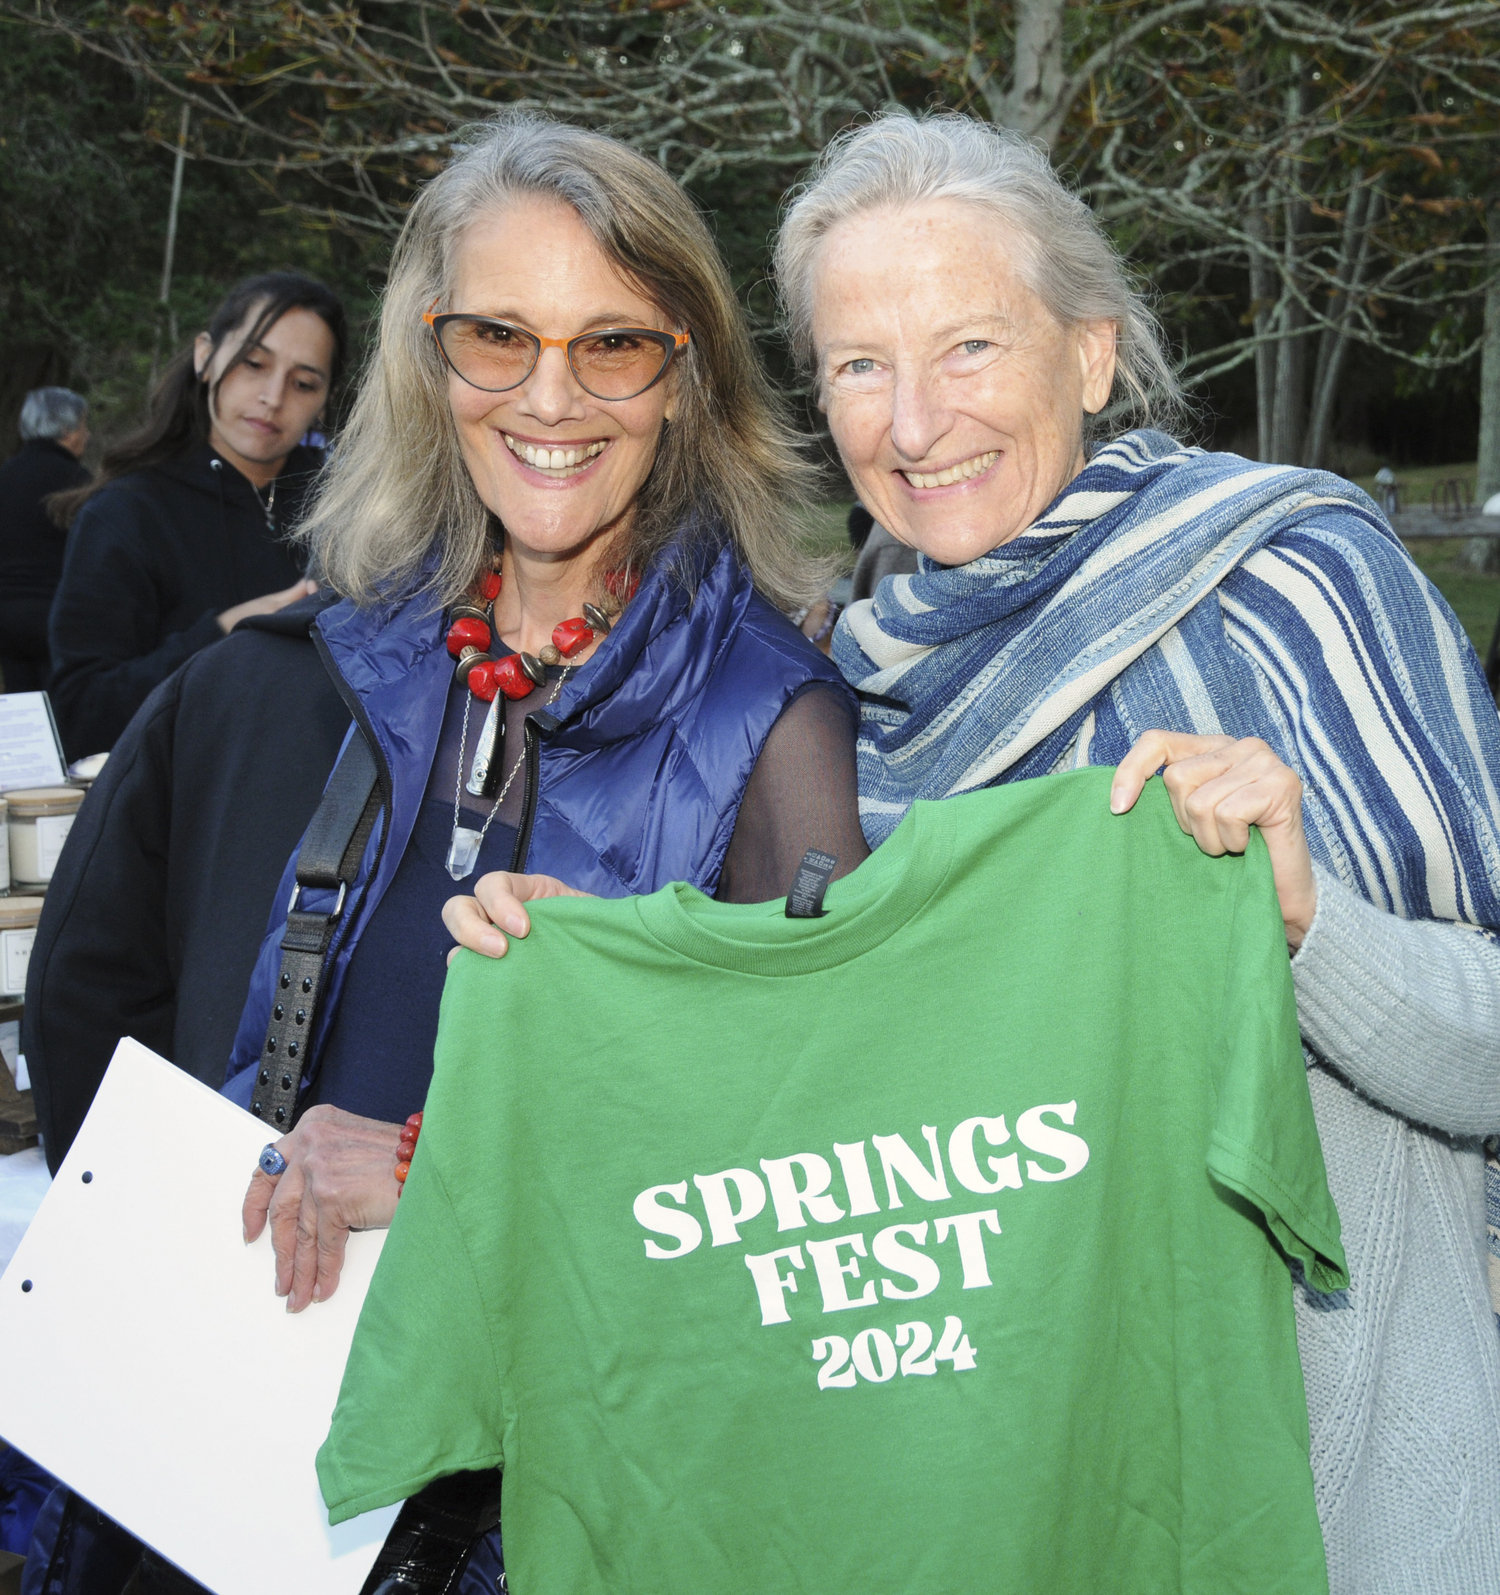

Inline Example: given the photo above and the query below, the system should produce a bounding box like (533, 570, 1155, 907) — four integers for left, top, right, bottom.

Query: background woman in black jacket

(46, 271, 347, 758)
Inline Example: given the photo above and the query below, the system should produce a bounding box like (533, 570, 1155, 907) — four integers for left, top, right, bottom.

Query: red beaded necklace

(445, 563, 639, 702)
(441, 559, 641, 882)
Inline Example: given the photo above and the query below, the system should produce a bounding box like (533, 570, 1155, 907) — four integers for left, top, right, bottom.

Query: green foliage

(3, 0, 1495, 464)
(0, 17, 384, 449)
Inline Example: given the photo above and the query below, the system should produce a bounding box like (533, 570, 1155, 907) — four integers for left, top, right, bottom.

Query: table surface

(1391, 509, 1500, 539)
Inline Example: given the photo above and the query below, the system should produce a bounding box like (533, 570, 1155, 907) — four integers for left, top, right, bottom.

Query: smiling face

(442, 199, 678, 565)
(811, 199, 1117, 567)
(195, 305, 334, 482)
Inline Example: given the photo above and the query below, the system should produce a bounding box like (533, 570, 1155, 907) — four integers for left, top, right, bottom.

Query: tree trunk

(149, 102, 190, 387)
(1306, 183, 1380, 471)
(1247, 187, 1277, 461)
(1268, 69, 1311, 464)
(1271, 313, 1308, 464)
(999, 0, 1068, 142)
(1479, 203, 1500, 506)
(1270, 190, 1310, 464)
(1306, 176, 1366, 459)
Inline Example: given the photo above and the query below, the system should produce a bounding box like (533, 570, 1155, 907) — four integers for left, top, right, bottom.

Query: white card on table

(0, 692, 66, 793)
(0, 1038, 400, 1594)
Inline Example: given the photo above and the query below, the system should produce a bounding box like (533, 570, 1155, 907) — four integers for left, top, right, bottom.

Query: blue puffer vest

(221, 529, 847, 1109)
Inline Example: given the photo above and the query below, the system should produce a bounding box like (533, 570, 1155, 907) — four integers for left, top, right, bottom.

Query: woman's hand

(442, 871, 593, 963)
(242, 1106, 403, 1312)
(1110, 731, 1318, 951)
(219, 577, 319, 634)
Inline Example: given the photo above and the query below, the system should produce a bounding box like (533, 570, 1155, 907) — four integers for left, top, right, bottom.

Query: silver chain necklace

(256, 476, 277, 532)
(446, 668, 571, 881)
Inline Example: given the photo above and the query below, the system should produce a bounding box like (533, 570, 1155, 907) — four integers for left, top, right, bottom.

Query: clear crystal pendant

(446, 826, 482, 881)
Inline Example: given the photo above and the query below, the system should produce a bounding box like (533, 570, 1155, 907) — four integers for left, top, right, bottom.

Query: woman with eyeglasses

(24, 108, 866, 1593)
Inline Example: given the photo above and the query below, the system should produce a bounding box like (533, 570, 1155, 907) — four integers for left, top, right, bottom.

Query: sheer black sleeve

(715, 683, 871, 905)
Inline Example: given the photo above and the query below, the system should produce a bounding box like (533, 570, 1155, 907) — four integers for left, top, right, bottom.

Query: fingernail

(312, 1285, 322, 1302)
(480, 932, 507, 958)
(503, 914, 527, 937)
(1109, 790, 1126, 815)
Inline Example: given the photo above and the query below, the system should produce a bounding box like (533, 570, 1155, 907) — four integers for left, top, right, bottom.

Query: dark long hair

(52, 271, 348, 526)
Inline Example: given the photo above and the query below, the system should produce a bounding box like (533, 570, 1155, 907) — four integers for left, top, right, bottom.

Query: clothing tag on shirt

(786, 849, 837, 918)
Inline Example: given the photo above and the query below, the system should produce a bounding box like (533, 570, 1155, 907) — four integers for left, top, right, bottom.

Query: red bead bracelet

(395, 1110, 423, 1193)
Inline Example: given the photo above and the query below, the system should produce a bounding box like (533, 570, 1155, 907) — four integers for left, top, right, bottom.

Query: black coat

(0, 437, 89, 599)
(46, 441, 322, 759)
(24, 592, 350, 1170)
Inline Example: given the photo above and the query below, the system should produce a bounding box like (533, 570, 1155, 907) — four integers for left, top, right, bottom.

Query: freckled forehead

(810, 200, 1041, 346)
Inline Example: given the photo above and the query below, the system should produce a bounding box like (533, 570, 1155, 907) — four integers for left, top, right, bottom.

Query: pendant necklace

(446, 669, 569, 881)
(256, 477, 278, 532)
(442, 560, 639, 882)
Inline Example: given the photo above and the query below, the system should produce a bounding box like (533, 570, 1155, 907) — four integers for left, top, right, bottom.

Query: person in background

(846, 501, 917, 602)
(45, 272, 346, 758)
(797, 503, 917, 653)
(0, 388, 89, 693)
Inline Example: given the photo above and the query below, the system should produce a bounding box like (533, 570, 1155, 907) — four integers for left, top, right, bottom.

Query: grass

(795, 500, 857, 562)
(1349, 460, 1497, 656)
(1351, 460, 1480, 514)
(1399, 540, 1500, 659)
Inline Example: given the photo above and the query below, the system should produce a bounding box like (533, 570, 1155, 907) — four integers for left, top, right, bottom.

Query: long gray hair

(304, 112, 824, 610)
(774, 111, 1185, 434)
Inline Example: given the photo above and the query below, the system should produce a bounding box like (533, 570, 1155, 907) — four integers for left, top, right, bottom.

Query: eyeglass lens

(437, 320, 671, 399)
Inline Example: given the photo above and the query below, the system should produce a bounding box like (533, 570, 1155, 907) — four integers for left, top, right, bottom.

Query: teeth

(902, 450, 1000, 490)
(503, 435, 607, 476)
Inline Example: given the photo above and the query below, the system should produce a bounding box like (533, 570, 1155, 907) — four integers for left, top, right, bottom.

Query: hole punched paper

(0, 1038, 400, 1595)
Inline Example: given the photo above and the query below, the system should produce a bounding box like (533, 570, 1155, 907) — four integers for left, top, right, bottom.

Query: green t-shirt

(319, 767, 1346, 1594)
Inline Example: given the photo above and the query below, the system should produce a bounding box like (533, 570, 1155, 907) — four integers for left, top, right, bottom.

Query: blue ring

(258, 1144, 288, 1178)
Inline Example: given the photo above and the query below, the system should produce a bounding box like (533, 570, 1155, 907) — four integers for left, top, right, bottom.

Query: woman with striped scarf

(775, 112, 1500, 1595)
(449, 111, 1500, 1593)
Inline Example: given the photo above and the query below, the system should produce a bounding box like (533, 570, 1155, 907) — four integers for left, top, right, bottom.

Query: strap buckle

(287, 879, 347, 919)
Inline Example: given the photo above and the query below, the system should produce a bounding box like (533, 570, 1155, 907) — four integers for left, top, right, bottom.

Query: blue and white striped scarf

(837, 429, 1500, 1315)
(834, 430, 1500, 933)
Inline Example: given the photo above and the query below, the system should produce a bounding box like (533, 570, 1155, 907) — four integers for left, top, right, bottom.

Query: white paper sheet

(0, 1039, 401, 1593)
(0, 693, 66, 792)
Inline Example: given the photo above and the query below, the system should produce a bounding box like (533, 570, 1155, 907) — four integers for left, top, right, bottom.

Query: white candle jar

(8, 787, 84, 892)
(0, 896, 43, 998)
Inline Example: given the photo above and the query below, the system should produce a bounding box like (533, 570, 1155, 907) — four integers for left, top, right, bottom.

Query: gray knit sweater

(1291, 864, 1500, 1594)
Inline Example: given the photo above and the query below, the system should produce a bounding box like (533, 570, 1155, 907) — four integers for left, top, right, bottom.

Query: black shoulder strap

(251, 732, 382, 1130)
(360, 1470, 504, 1595)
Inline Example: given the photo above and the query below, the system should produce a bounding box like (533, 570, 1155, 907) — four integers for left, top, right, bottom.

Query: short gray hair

(775, 111, 1185, 435)
(19, 387, 87, 443)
